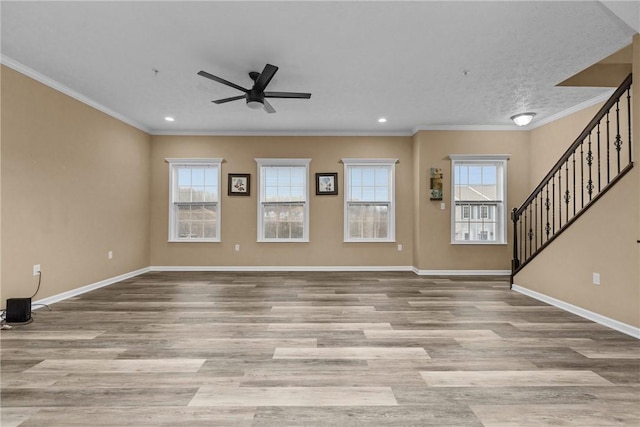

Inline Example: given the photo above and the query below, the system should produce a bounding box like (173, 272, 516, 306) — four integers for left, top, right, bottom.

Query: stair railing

(511, 74, 633, 283)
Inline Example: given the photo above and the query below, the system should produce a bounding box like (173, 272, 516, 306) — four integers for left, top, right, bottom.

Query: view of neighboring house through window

(256, 158, 310, 242)
(343, 158, 397, 242)
(167, 158, 222, 242)
(450, 155, 508, 244)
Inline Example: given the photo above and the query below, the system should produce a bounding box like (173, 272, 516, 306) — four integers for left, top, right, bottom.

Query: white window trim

(166, 158, 223, 243)
(449, 154, 509, 245)
(255, 158, 311, 243)
(342, 158, 398, 243)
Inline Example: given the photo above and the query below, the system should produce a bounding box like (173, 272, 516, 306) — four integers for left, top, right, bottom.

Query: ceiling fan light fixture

(246, 100, 263, 109)
(511, 112, 536, 126)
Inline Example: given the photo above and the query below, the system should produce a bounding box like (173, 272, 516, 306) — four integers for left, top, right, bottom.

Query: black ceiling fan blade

(263, 99, 276, 114)
(198, 70, 248, 93)
(212, 95, 246, 104)
(264, 91, 311, 99)
(253, 64, 278, 93)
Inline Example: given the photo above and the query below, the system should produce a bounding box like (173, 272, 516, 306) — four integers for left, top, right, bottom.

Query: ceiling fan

(198, 64, 311, 114)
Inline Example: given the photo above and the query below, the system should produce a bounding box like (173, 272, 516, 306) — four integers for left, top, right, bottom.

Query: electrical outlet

(33, 264, 41, 276)
(593, 272, 600, 285)
(234, 244, 240, 252)
(397, 244, 403, 251)
(108, 251, 113, 259)
(440, 202, 446, 210)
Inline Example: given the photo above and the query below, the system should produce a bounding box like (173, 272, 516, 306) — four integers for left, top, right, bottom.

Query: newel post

(510, 208, 520, 288)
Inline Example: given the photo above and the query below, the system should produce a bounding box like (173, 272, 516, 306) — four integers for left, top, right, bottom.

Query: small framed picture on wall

(228, 173, 250, 196)
(315, 172, 338, 195)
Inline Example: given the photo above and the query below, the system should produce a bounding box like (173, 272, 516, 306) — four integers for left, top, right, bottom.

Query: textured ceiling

(1, 1, 636, 135)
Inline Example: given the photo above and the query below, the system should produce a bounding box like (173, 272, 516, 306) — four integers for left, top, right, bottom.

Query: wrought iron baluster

(533, 197, 538, 252)
(580, 140, 584, 208)
(545, 184, 550, 240)
(540, 192, 543, 247)
(614, 99, 622, 173)
(551, 175, 556, 234)
(587, 133, 594, 201)
(597, 122, 601, 192)
(572, 151, 576, 216)
(524, 209, 528, 260)
(558, 172, 562, 229)
(627, 87, 632, 164)
(528, 205, 533, 257)
(564, 159, 570, 224)
(606, 112, 610, 184)
(519, 210, 524, 263)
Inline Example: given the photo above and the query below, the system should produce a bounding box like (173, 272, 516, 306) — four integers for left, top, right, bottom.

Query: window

(343, 158, 397, 242)
(450, 155, 508, 244)
(256, 158, 311, 242)
(167, 158, 222, 242)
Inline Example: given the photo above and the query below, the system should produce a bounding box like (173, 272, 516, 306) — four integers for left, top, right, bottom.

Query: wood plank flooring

(1, 271, 639, 426)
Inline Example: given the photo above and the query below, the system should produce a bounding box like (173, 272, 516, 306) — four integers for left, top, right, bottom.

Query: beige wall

(514, 171, 639, 326)
(513, 34, 640, 328)
(412, 130, 530, 271)
(529, 103, 603, 186)
(149, 135, 414, 267)
(635, 34, 640, 306)
(0, 66, 151, 302)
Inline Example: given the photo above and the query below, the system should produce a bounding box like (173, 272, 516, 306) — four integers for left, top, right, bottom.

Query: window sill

(344, 239, 396, 243)
(169, 239, 220, 243)
(450, 240, 507, 245)
(258, 239, 310, 243)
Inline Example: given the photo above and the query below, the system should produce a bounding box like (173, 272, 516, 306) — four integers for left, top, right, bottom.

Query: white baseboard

(32, 267, 150, 309)
(412, 268, 511, 276)
(512, 284, 640, 340)
(149, 265, 414, 272)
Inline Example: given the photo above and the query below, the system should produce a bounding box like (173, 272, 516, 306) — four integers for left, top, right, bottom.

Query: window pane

(347, 203, 389, 239)
(262, 203, 304, 240)
(178, 221, 191, 238)
(204, 186, 217, 202)
(178, 168, 191, 186)
(374, 168, 387, 185)
(350, 168, 362, 186)
(264, 166, 305, 203)
(362, 168, 374, 184)
(204, 221, 216, 239)
(178, 189, 191, 202)
(175, 204, 217, 239)
(204, 168, 216, 186)
(482, 166, 496, 185)
(362, 186, 375, 201)
(191, 168, 205, 186)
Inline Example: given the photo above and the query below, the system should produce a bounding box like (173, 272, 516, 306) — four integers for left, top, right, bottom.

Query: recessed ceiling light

(164, 116, 175, 122)
(378, 117, 387, 123)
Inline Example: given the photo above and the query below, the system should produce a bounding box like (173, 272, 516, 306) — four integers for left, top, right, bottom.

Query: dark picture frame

(315, 172, 338, 195)
(228, 173, 250, 196)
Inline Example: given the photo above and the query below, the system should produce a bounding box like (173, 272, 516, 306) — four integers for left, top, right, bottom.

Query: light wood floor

(1, 271, 639, 426)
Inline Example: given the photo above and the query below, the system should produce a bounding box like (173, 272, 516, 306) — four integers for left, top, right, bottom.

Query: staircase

(511, 74, 633, 285)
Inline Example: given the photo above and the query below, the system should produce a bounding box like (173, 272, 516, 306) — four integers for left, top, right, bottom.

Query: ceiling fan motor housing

(246, 90, 265, 109)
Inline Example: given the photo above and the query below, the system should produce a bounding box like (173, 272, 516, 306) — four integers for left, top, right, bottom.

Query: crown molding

(1, 55, 151, 134)
(150, 130, 414, 137)
(413, 125, 519, 133)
